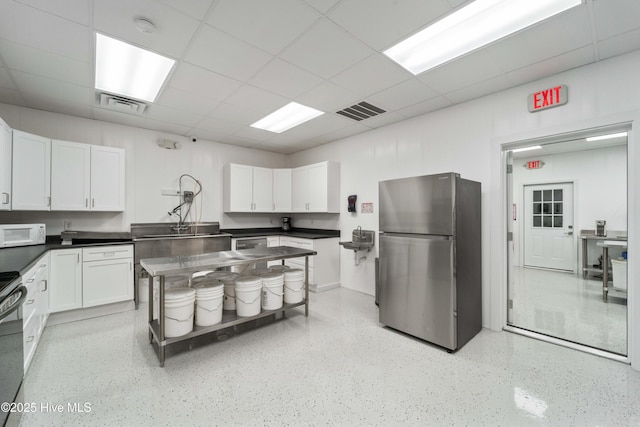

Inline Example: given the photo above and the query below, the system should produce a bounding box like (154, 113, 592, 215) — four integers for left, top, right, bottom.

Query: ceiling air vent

(336, 101, 386, 121)
(98, 93, 148, 115)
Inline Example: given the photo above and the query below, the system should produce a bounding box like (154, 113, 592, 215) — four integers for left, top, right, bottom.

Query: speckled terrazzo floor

(10, 287, 640, 426)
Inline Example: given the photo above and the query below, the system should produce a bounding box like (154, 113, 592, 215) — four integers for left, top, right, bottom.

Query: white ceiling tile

(144, 103, 205, 127)
(598, 27, 640, 61)
(396, 96, 453, 119)
(208, 0, 320, 55)
(193, 116, 242, 135)
(445, 0, 468, 7)
(157, 0, 215, 19)
(303, 0, 340, 14)
(301, 113, 354, 133)
(507, 46, 595, 85)
(444, 75, 514, 104)
(15, 0, 91, 25)
(12, 72, 92, 105)
(419, 50, 506, 94)
(144, 117, 192, 136)
(332, 54, 410, 98)
(24, 96, 92, 120)
(328, 0, 451, 50)
(0, 67, 17, 90)
(94, 0, 200, 59)
(232, 126, 276, 142)
(280, 18, 373, 79)
(0, 1, 90, 61)
(315, 122, 372, 142)
(249, 59, 324, 99)
(593, 0, 640, 41)
(184, 25, 273, 81)
(368, 78, 439, 111)
(93, 107, 151, 129)
(222, 85, 290, 117)
(168, 63, 242, 103)
(0, 40, 91, 87)
(296, 80, 361, 113)
(358, 111, 407, 129)
(155, 87, 219, 116)
(484, 5, 593, 73)
(208, 103, 266, 127)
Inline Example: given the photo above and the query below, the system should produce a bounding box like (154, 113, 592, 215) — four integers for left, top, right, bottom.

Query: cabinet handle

(41, 279, 48, 292)
(47, 196, 51, 206)
(92, 198, 95, 208)
(2, 192, 9, 204)
(85, 198, 88, 207)
(130, 262, 132, 271)
(26, 336, 35, 343)
(26, 278, 35, 283)
(103, 252, 115, 257)
(26, 299, 35, 305)
(77, 253, 80, 263)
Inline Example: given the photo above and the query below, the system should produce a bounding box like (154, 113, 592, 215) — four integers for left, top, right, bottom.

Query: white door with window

(523, 183, 574, 271)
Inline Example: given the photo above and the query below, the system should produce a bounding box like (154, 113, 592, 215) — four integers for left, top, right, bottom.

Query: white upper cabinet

(0, 118, 11, 211)
(292, 161, 340, 213)
(90, 145, 125, 211)
(51, 142, 124, 212)
(273, 168, 292, 212)
(224, 163, 273, 212)
(12, 130, 51, 211)
(51, 140, 91, 211)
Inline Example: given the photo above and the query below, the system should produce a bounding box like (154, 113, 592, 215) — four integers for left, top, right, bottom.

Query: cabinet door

(51, 140, 91, 211)
(273, 169, 291, 212)
(252, 166, 273, 212)
(11, 130, 51, 210)
(83, 258, 133, 307)
(34, 253, 50, 336)
(0, 118, 11, 211)
(91, 145, 125, 211)
(307, 162, 328, 212)
(291, 166, 308, 212)
(225, 163, 254, 212)
(50, 249, 82, 312)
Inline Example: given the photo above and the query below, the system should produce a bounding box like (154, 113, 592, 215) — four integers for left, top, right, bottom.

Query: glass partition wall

(505, 127, 628, 356)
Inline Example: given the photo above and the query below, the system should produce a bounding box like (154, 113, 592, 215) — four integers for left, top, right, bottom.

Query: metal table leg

(148, 272, 153, 343)
(582, 238, 588, 278)
(305, 256, 309, 317)
(602, 246, 609, 302)
(159, 275, 166, 366)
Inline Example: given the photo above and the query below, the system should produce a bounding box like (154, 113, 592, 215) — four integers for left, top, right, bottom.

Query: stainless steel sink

(339, 228, 375, 252)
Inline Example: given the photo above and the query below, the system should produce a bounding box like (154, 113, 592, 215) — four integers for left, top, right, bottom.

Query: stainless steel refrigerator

(378, 172, 481, 351)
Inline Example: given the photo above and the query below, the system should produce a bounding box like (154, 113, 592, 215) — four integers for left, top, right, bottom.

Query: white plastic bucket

(164, 287, 196, 337)
(235, 277, 262, 317)
(268, 265, 291, 273)
(220, 273, 240, 311)
(165, 274, 190, 289)
(194, 281, 224, 326)
(612, 259, 628, 290)
(284, 269, 305, 304)
(260, 272, 284, 310)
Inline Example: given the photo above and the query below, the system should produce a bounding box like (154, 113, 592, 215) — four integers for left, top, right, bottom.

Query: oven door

(0, 282, 27, 426)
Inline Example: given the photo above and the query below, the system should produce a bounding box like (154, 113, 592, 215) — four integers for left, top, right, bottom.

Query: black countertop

(221, 227, 340, 240)
(0, 237, 133, 275)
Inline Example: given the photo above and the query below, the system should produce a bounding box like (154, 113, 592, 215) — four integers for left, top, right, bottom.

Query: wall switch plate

(64, 220, 72, 230)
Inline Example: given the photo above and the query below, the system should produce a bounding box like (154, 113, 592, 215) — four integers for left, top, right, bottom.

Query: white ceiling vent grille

(336, 101, 386, 121)
(98, 93, 148, 115)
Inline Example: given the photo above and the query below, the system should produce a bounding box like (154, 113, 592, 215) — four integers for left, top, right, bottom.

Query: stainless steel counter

(141, 246, 316, 366)
(579, 229, 627, 301)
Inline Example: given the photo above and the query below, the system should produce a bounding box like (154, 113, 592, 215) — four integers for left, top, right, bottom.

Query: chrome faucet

(356, 226, 362, 238)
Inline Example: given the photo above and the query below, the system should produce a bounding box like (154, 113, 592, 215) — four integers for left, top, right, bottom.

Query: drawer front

(83, 244, 133, 262)
(21, 283, 38, 324)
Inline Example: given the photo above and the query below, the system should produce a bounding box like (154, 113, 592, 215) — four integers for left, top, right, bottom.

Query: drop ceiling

(0, 0, 639, 154)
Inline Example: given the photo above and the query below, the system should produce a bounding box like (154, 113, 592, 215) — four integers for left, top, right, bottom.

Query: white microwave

(0, 224, 46, 248)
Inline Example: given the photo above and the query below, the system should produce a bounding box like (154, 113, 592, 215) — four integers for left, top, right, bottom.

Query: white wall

(512, 144, 627, 267)
(290, 50, 640, 369)
(0, 104, 288, 233)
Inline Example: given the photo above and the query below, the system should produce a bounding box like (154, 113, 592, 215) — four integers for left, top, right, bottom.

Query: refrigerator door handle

(380, 232, 452, 240)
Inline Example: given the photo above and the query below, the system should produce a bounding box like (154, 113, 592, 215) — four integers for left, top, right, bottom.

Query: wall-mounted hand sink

(339, 240, 374, 251)
(340, 228, 375, 265)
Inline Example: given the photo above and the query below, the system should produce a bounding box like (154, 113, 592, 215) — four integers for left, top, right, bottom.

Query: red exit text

(528, 85, 568, 112)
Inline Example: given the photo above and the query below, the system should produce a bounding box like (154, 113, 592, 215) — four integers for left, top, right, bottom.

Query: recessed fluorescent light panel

(384, 0, 583, 75)
(586, 132, 628, 142)
(95, 33, 175, 102)
(251, 102, 324, 133)
(512, 145, 542, 153)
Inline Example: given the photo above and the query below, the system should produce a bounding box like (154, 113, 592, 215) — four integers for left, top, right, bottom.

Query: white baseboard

(47, 300, 134, 326)
(310, 282, 340, 293)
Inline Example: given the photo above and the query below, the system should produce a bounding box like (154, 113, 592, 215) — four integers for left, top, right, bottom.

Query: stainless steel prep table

(579, 230, 627, 301)
(141, 246, 316, 366)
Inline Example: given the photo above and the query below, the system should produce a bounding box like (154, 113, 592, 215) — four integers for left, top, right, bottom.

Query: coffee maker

(281, 217, 291, 231)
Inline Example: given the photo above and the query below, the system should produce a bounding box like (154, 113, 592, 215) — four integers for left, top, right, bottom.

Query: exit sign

(528, 85, 568, 112)
(527, 160, 543, 169)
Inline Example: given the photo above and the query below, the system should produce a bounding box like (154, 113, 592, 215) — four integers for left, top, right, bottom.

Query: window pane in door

(533, 203, 541, 214)
(554, 203, 563, 214)
(533, 216, 541, 227)
(543, 216, 552, 227)
(554, 216, 563, 227)
(533, 191, 541, 202)
(543, 203, 551, 214)
(554, 189, 563, 201)
(543, 190, 552, 201)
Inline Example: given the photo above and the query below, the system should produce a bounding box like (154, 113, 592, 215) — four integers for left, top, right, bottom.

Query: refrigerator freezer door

(379, 173, 455, 235)
(378, 233, 456, 350)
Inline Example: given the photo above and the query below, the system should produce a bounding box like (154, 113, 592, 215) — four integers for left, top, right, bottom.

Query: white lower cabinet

(22, 252, 49, 372)
(279, 236, 339, 291)
(82, 246, 133, 307)
(49, 248, 82, 312)
(50, 245, 134, 313)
